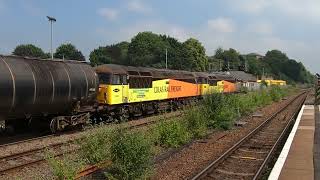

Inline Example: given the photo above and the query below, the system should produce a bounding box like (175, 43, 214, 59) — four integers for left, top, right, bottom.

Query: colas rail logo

(154, 86, 182, 93)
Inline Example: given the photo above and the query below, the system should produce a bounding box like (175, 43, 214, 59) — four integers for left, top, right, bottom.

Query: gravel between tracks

(153, 93, 301, 180)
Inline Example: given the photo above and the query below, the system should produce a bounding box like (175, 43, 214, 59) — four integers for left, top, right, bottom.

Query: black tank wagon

(0, 55, 99, 133)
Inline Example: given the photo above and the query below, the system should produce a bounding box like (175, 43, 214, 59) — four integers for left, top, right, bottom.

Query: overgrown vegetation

(154, 120, 190, 148)
(46, 152, 84, 180)
(47, 86, 293, 179)
(108, 130, 153, 179)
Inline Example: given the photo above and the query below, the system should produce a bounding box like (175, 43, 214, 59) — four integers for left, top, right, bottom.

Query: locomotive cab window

(112, 74, 121, 85)
(121, 75, 128, 85)
(129, 76, 152, 89)
(209, 80, 218, 86)
(111, 74, 128, 85)
(98, 73, 111, 84)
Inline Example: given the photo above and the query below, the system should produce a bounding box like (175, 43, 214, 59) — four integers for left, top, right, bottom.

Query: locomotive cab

(97, 73, 129, 105)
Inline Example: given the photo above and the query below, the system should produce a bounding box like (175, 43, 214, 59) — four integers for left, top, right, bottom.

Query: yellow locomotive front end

(95, 65, 129, 106)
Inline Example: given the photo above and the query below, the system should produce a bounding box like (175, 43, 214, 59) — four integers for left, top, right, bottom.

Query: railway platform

(269, 105, 318, 180)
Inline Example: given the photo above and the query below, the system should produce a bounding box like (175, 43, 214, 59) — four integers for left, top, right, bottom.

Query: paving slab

(278, 105, 315, 180)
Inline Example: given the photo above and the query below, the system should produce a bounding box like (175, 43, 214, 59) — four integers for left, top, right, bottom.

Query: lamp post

(165, 48, 168, 69)
(47, 16, 56, 59)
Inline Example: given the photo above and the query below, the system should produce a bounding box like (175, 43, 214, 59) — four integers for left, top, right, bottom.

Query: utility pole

(47, 16, 56, 59)
(165, 48, 168, 69)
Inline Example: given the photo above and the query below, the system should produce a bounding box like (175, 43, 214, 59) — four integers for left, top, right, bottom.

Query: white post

(165, 48, 168, 69)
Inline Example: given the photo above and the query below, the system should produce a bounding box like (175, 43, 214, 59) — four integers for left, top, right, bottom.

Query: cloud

(247, 22, 273, 35)
(96, 20, 190, 43)
(230, 0, 320, 23)
(97, 8, 119, 21)
(233, 0, 269, 14)
(275, 0, 320, 21)
(127, 0, 152, 14)
(207, 17, 235, 33)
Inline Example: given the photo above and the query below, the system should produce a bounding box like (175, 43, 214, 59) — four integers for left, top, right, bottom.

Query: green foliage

(245, 49, 314, 84)
(12, 44, 48, 58)
(78, 129, 112, 164)
(183, 38, 208, 71)
(154, 120, 190, 148)
(128, 31, 167, 67)
(183, 107, 208, 138)
(201, 93, 232, 129)
(54, 43, 85, 61)
(89, 42, 129, 66)
(109, 130, 152, 180)
(46, 152, 84, 180)
(213, 48, 241, 71)
(269, 86, 286, 102)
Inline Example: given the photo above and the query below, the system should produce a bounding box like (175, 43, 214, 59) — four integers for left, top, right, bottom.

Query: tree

(89, 41, 129, 66)
(128, 32, 167, 67)
(13, 44, 48, 58)
(54, 43, 85, 61)
(89, 47, 111, 66)
(182, 38, 208, 71)
(213, 48, 241, 71)
(214, 47, 224, 59)
(160, 35, 187, 70)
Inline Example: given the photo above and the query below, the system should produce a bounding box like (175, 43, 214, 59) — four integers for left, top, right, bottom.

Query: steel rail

(191, 91, 307, 180)
(252, 93, 307, 179)
(0, 114, 170, 174)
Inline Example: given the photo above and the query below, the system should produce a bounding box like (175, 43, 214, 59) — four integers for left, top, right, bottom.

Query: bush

(154, 120, 190, 148)
(269, 86, 283, 102)
(184, 106, 208, 138)
(109, 129, 152, 180)
(213, 99, 237, 130)
(77, 128, 112, 164)
(46, 152, 84, 180)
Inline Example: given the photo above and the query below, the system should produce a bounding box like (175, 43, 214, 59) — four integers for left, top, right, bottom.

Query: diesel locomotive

(0, 55, 244, 133)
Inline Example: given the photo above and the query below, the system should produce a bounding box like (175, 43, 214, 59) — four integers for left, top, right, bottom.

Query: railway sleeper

(214, 169, 255, 177)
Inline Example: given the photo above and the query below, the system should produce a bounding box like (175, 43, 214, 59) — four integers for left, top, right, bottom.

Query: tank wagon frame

(0, 55, 98, 133)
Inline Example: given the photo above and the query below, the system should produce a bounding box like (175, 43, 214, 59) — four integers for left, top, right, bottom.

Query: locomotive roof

(95, 64, 198, 80)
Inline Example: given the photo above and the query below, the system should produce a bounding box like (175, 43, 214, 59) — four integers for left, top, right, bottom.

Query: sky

(0, 0, 319, 72)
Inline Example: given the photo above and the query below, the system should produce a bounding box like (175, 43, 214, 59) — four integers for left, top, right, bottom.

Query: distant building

(228, 71, 260, 91)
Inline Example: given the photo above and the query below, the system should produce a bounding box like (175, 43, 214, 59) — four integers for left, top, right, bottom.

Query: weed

(109, 129, 152, 180)
(46, 151, 84, 180)
(154, 120, 190, 148)
(77, 128, 112, 164)
(183, 106, 208, 138)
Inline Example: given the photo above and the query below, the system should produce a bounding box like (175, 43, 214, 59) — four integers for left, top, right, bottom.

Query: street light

(47, 16, 56, 59)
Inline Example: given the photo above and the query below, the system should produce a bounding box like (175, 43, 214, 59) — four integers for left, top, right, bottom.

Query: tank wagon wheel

(50, 118, 58, 134)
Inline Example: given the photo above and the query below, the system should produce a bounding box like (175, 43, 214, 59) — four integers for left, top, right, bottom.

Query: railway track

(191, 91, 307, 180)
(0, 113, 176, 175)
